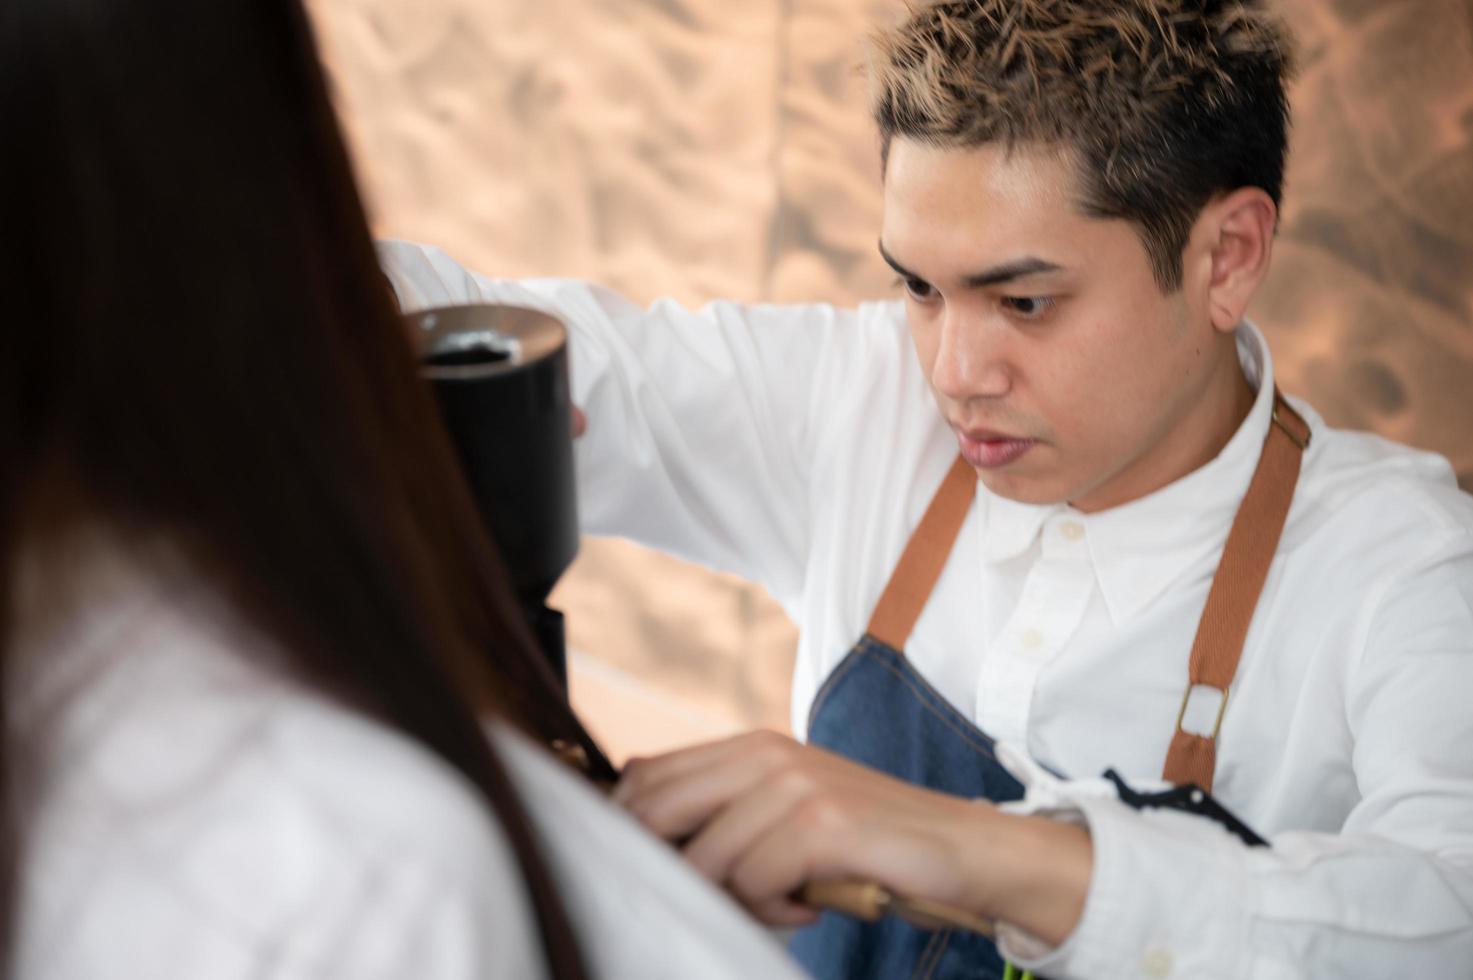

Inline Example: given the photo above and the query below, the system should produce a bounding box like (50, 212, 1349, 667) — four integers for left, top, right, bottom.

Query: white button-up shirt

(383, 240, 1473, 978)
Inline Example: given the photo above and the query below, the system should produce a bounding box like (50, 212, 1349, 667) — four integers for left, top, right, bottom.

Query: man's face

(881, 139, 1228, 512)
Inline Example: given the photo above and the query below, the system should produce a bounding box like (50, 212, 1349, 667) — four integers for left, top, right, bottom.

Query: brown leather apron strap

(859, 392, 1308, 793)
(1162, 392, 1310, 791)
(866, 455, 977, 650)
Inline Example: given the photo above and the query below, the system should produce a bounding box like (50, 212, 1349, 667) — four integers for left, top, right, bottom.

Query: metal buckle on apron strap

(1271, 406, 1311, 450)
(1175, 683, 1230, 741)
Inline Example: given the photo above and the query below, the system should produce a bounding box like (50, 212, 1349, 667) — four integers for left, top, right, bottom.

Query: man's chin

(973, 468, 1072, 507)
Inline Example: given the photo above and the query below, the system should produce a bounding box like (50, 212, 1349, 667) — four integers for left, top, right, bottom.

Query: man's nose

(930, 308, 1011, 403)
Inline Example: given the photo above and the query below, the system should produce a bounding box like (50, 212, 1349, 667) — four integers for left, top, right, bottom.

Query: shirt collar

(977, 492, 1057, 563)
(978, 321, 1279, 624)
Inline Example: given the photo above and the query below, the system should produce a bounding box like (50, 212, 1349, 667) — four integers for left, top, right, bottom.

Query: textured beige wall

(308, 0, 1473, 763)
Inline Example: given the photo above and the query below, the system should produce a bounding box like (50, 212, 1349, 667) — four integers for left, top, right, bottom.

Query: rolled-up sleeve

(1000, 534, 1473, 979)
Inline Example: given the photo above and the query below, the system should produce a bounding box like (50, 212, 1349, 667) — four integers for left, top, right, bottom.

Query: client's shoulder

(12, 565, 542, 979)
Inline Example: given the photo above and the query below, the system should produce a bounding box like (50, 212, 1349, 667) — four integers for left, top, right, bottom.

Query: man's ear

(1196, 188, 1277, 334)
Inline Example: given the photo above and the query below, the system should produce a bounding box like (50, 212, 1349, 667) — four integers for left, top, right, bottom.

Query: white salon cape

(8, 541, 807, 979)
(382, 240, 1473, 979)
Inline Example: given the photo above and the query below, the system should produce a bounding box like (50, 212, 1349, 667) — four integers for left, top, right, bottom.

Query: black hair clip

(1103, 769, 1268, 848)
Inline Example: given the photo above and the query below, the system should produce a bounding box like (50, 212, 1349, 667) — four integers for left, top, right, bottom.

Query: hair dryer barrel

(411, 304, 579, 605)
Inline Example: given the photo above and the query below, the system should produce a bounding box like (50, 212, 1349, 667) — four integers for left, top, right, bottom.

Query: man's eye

(897, 276, 936, 302)
(1002, 296, 1054, 319)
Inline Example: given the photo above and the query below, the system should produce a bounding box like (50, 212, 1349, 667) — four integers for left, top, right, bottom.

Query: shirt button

(1059, 520, 1085, 541)
(1020, 628, 1044, 651)
(1141, 947, 1173, 978)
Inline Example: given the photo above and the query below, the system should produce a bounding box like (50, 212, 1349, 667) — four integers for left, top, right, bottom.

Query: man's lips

(952, 426, 1038, 469)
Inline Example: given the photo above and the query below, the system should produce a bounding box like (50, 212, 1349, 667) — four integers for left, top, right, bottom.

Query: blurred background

(305, 0, 1473, 763)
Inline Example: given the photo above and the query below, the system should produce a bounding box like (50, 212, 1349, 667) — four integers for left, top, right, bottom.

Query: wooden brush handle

(798, 880, 892, 921)
(797, 879, 996, 938)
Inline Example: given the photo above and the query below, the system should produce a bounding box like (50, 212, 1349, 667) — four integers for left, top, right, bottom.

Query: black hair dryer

(411, 304, 578, 689)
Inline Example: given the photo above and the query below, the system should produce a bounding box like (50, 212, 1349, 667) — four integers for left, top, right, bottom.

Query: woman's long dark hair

(0, 0, 611, 975)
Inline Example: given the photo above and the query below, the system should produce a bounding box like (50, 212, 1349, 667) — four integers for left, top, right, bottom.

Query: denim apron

(787, 456, 1021, 980)
(788, 395, 1309, 980)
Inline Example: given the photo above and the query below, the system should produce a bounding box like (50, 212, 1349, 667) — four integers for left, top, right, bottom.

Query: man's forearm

(939, 801, 1093, 947)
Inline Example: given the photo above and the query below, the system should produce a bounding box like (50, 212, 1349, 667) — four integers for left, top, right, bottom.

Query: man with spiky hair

(385, 1, 1473, 976)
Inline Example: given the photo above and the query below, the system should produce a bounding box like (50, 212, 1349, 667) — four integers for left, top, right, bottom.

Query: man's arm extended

(379, 239, 894, 607)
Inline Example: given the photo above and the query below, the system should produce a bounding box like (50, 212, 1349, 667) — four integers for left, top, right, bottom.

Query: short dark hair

(870, 0, 1296, 290)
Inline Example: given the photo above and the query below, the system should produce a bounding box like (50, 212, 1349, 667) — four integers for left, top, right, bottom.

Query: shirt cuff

(995, 788, 1254, 980)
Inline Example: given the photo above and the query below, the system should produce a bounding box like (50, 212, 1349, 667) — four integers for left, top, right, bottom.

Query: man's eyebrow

(878, 240, 1065, 288)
